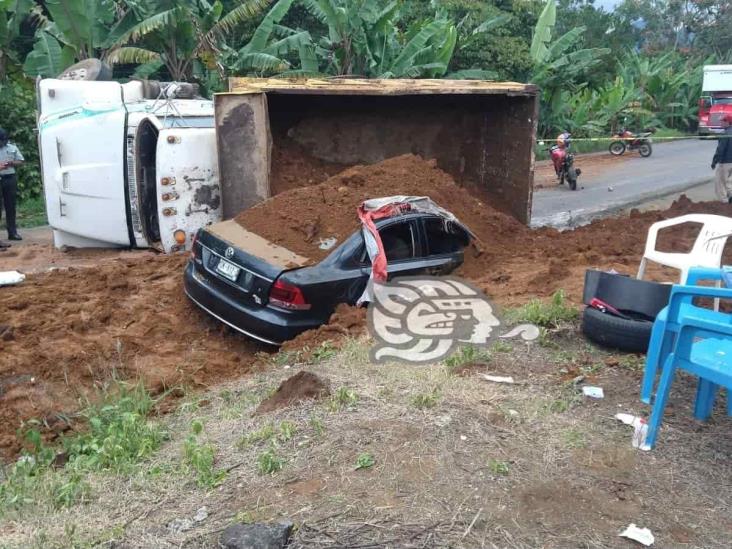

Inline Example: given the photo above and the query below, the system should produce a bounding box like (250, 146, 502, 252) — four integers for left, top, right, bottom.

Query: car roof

(373, 211, 474, 238)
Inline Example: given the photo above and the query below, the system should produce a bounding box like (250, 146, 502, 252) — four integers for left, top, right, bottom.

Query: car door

(416, 216, 470, 275)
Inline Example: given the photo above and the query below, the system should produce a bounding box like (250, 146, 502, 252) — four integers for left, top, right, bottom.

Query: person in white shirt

(0, 127, 24, 241)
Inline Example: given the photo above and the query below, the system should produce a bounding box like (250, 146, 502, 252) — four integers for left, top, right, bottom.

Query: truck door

(38, 80, 131, 247)
(156, 127, 222, 253)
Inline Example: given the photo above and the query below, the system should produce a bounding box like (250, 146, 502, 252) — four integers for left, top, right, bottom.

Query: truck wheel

(639, 142, 652, 157)
(609, 141, 626, 156)
(57, 59, 112, 81)
(581, 306, 652, 353)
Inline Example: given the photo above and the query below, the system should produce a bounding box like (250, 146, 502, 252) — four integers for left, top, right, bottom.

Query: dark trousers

(1, 174, 17, 237)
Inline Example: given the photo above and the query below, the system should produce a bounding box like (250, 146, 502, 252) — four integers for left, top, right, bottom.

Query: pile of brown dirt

(237, 154, 524, 261)
(0, 254, 265, 457)
(255, 371, 331, 414)
(281, 304, 367, 357)
(270, 139, 351, 196)
(4, 155, 732, 458)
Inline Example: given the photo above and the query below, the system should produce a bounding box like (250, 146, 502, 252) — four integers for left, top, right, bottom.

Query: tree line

(1, 0, 730, 199)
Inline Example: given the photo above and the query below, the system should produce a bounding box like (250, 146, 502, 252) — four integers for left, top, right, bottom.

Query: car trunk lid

(197, 220, 310, 307)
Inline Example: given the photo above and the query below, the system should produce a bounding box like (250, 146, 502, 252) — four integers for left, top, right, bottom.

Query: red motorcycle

(609, 128, 654, 157)
(550, 143, 581, 191)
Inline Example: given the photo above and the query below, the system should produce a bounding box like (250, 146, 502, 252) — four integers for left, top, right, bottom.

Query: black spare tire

(581, 306, 653, 353)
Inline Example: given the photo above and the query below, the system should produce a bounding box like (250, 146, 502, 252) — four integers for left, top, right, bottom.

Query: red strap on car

(357, 201, 411, 283)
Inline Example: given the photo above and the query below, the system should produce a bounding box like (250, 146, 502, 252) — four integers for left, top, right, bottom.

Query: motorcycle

(609, 128, 654, 157)
(549, 144, 581, 191)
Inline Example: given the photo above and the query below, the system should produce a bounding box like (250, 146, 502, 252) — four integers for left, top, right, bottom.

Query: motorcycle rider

(552, 131, 571, 177)
(712, 114, 732, 203)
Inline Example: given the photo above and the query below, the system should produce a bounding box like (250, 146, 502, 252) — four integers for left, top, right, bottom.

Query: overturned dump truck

(215, 78, 538, 224)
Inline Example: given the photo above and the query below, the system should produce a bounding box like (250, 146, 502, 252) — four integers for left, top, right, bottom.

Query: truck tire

(581, 306, 653, 353)
(57, 59, 112, 81)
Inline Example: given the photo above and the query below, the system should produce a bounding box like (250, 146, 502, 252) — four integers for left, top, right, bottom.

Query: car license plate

(216, 258, 240, 281)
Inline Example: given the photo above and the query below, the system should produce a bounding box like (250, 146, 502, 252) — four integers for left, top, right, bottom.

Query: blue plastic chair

(646, 315, 732, 448)
(641, 267, 731, 404)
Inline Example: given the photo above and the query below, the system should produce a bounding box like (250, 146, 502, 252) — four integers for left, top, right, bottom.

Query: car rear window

(424, 218, 469, 255)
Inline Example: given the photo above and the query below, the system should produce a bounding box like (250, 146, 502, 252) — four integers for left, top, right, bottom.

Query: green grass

(0, 381, 165, 514)
(257, 448, 284, 475)
(10, 196, 48, 229)
(238, 421, 297, 448)
(444, 345, 492, 370)
(328, 387, 358, 412)
(506, 290, 578, 329)
(487, 458, 510, 476)
(183, 420, 226, 489)
(410, 390, 441, 410)
(355, 452, 375, 470)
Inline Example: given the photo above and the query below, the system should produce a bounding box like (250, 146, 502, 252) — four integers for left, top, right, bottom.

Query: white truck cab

(38, 78, 222, 253)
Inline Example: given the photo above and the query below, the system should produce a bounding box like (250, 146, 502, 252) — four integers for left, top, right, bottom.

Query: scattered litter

(480, 374, 515, 384)
(619, 523, 655, 546)
(608, 186, 614, 192)
(434, 414, 452, 427)
(0, 271, 25, 286)
(318, 237, 338, 250)
(460, 435, 467, 441)
(193, 506, 208, 523)
(582, 386, 605, 399)
(167, 518, 194, 534)
(508, 409, 519, 416)
(615, 413, 651, 451)
(571, 375, 585, 385)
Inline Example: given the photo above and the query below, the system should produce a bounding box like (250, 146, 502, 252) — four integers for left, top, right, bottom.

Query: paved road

(530, 138, 718, 228)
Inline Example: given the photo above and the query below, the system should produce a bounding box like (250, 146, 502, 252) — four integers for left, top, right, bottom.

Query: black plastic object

(582, 306, 653, 353)
(582, 269, 671, 321)
(581, 270, 672, 352)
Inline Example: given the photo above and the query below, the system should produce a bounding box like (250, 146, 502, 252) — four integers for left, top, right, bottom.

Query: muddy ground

(1, 155, 729, 458)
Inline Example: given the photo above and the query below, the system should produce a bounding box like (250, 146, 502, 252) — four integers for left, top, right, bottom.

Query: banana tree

(105, 0, 270, 81)
(23, 0, 118, 77)
(0, 0, 35, 79)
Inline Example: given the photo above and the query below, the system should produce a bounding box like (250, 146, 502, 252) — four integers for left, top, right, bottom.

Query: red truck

(699, 65, 732, 135)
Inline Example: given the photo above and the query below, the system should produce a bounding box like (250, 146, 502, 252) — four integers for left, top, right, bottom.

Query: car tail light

(190, 231, 199, 259)
(269, 279, 311, 310)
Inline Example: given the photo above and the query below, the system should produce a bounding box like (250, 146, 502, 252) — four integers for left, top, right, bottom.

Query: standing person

(0, 128, 24, 240)
(712, 114, 732, 204)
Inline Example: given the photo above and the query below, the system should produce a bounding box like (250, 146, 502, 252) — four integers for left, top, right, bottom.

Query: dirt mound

(255, 371, 331, 414)
(237, 154, 524, 261)
(0, 254, 265, 457)
(270, 139, 350, 196)
(282, 304, 367, 356)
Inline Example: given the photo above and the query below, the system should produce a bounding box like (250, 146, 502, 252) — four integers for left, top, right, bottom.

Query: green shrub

(444, 345, 491, 369)
(0, 76, 41, 201)
(183, 420, 226, 489)
(506, 290, 578, 329)
(64, 382, 166, 473)
(257, 448, 284, 475)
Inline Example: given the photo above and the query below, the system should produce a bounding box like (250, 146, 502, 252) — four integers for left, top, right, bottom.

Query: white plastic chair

(637, 214, 732, 283)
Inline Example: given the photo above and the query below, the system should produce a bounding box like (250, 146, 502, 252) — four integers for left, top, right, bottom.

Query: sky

(593, 0, 622, 11)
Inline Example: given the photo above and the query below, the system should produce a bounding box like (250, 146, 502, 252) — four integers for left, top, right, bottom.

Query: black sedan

(184, 211, 472, 345)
